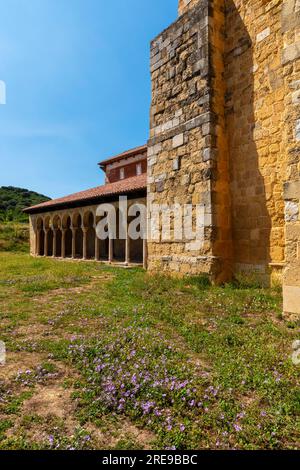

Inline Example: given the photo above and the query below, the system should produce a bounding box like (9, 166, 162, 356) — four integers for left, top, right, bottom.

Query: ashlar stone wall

(148, 0, 232, 282)
(149, 0, 299, 297)
(178, 0, 202, 16)
(225, 0, 286, 284)
(282, 0, 300, 315)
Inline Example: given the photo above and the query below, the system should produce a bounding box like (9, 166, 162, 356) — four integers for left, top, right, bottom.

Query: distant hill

(0, 186, 51, 223)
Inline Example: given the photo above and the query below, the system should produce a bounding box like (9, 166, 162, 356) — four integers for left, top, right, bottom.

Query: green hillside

(0, 186, 51, 223)
(0, 223, 29, 252)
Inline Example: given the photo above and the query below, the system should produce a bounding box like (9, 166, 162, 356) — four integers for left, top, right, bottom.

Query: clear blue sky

(0, 0, 177, 199)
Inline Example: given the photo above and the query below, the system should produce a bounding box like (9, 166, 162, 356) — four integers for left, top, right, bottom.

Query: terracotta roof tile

(24, 174, 147, 213)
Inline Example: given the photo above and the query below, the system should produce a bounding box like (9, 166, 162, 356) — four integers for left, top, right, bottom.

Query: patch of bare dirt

(2, 355, 82, 445)
(84, 418, 156, 450)
(120, 419, 156, 448)
(0, 351, 78, 389)
(23, 384, 75, 419)
(33, 274, 114, 305)
(13, 323, 52, 341)
(1, 351, 156, 449)
(0, 318, 12, 329)
(5, 384, 79, 444)
(0, 351, 47, 384)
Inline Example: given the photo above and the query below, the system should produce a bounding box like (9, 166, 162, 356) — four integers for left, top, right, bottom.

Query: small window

(136, 163, 142, 176)
(120, 168, 125, 180)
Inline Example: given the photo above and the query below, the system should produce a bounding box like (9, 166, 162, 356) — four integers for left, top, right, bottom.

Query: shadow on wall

(225, 0, 271, 285)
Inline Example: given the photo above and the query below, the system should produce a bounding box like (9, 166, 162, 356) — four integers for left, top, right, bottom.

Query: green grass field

(0, 249, 299, 450)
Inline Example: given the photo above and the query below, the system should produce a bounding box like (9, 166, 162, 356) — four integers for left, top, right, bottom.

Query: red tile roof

(24, 174, 147, 213)
(98, 144, 147, 168)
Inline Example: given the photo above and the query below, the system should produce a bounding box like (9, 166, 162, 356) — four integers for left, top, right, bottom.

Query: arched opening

(128, 204, 145, 264)
(39, 230, 45, 256)
(56, 229, 62, 257)
(36, 218, 44, 256)
(100, 238, 109, 261)
(95, 212, 109, 261)
(75, 229, 83, 258)
(113, 208, 125, 262)
(73, 213, 83, 259)
(47, 229, 53, 256)
(84, 212, 95, 259)
(130, 239, 143, 263)
(65, 233, 72, 257)
(63, 215, 72, 258)
(129, 219, 143, 263)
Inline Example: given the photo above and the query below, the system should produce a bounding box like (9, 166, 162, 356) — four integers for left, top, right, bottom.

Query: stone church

(25, 0, 300, 316)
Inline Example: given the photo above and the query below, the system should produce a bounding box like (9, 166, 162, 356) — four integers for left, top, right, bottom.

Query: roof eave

(23, 186, 147, 215)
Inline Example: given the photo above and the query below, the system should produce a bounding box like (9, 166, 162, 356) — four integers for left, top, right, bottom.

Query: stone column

(94, 226, 100, 261)
(108, 238, 113, 263)
(71, 228, 76, 259)
(125, 229, 130, 265)
(61, 229, 66, 258)
(83, 227, 88, 260)
(36, 230, 41, 256)
(143, 238, 147, 270)
(44, 229, 49, 257)
(53, 229, 57, 258)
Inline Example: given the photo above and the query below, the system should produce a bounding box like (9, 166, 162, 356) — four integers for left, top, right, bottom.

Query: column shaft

(36, 230, 40, 256)
(53, 229, 57, 257)
(143, 238, 147, 270)
(44, 229, 48, 257)
(71, 228, 76, 258)
(125, 230, 130, 265)
(61, 229, 66, 258)
(108, 238, 113, 263)
(95, 234, 100, 261)
(83, 228, 87, 260)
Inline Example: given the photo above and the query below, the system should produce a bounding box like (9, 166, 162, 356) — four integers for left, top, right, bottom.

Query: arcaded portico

(32, 201, 147, 266)
(25, 146, 147, 267)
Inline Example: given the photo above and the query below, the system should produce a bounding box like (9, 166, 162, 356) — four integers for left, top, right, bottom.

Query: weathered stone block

(292, 90, 300, 105)
(156, 181, 164, 193)
(172, 133, 184, 148)
(283, 285, 300, 314)
(203, 147, 217, 162)
(282, 41, 300, 65)
(284, 180, 300, 200)
(282, 0, 300, 32)
(172, 157, 181, 171)
(186, 241, 203, 251)
(285, 201, 299, 222)
(256, 27, 270, 43)
(296, 120, 300, 142)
